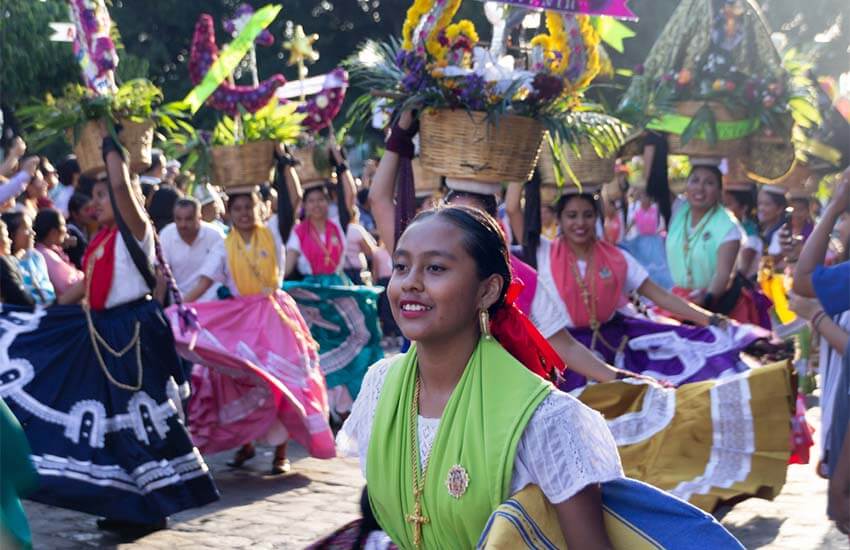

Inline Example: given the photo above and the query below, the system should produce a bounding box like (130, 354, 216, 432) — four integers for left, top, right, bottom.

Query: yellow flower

(425, 0, 461, 59)
(445, 19, 479, 44)
(402, 0, 434, 50)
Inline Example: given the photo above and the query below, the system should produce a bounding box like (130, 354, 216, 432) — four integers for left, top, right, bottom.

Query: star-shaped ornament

(283, 25, 319, 68)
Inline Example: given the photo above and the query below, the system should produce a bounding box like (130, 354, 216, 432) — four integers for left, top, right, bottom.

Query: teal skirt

(1, 398, 39, 550)
(283, 274, 384, 401)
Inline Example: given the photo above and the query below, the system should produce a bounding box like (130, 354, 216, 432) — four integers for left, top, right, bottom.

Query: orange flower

(677, 69, 692, 86)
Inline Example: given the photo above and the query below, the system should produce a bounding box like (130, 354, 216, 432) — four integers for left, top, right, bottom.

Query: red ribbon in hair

(490, 280, 565, 382)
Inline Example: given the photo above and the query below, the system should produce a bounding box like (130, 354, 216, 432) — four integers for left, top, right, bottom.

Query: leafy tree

(0, 0, 79, 104)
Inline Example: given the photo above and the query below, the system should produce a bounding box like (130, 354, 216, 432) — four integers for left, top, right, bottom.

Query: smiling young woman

(340, 205, 621, 549)
(326, 205, 752, 549)
(666, 163, 773, 328)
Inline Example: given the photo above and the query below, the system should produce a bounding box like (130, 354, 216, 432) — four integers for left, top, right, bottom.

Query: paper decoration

(67, 0, 118, 95)
(185, 6, 285, 115)
(477, 0, 637, 20)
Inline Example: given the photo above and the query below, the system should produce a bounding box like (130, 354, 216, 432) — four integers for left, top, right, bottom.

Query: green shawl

(366, 338, 552, 549)
(666, 204, 737, 290)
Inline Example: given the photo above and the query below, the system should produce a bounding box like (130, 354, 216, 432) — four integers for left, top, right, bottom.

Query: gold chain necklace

(568, 245, 628, 354)
(308, 221, 334, 269)
(406, 372, 430, 547)
(234, 228, 271, 284)
(682, 206, 718, 289)
(84, 230, 143, 391)
(569, 249, 598, 332)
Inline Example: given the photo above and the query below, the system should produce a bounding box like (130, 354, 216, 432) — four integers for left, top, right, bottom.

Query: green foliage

(212, 100, 305, 146)
(162, 98, 304, 182)
(18, 80, 181, 151)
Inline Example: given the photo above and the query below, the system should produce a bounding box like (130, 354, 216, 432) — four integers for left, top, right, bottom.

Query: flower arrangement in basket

(19, 0, 181, 175)
(20, 80, 181, 176)
(617, 0, 819, 171)
(347, 1, 630, 185)
(166, 4, 349, 190)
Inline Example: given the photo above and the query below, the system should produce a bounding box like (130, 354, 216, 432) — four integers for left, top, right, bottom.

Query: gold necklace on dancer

(83, 231, 143, 391)
(309, 221, 334, 269)
(406, 373, 430, 547)
(682, 205, 718, 289)
(568, 244, 628, 354)
(234, 227, 274, 294)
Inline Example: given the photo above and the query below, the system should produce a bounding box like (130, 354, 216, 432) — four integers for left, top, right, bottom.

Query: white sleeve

(198, 239, 228, 284)
(336, 357, 397, 477)
(530, 278, 571, 338)
(267, 216, 282, 248)
(621, 249, 649, 293)
(721, 224, 744, 244)
(138, 223, 155, 262)
(767, 231, 782, 255)
(347, 224, 365, 245)
(744, 234, 763, 253)
(0, 171, 30, 205)
(534, 237, 575, 330)
(272, 225, 286, 279)
(511, 391, 624, 504)
(285, 226, 302, 255)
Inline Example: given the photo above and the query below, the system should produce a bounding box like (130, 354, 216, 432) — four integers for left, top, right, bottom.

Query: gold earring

(479, 309, 491, 339)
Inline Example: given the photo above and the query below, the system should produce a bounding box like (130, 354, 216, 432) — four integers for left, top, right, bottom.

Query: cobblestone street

(26, 407, 847, 549)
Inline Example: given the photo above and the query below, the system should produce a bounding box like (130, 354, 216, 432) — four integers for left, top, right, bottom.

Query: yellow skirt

(575, 361, 793, 512)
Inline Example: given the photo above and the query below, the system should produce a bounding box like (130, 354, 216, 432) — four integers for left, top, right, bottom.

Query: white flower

(471, 47, 534, 94)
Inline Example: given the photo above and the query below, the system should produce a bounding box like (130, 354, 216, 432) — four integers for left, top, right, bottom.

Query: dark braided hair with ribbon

(407, 205, 564, 382)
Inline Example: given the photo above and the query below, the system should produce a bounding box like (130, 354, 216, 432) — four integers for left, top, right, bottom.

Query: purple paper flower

(223, 3, 274, 47)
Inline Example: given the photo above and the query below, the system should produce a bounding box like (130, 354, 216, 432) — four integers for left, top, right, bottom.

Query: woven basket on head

(69, 120, 156, 176)
(119, 119, 155, 174)
(742, 128, 795, 183)
(70, 122, 104, 176)
(666, 101, 749, 157)
(412, 158, 441, 193)
(419, 109, 544, 183)
(539, 140, 616, 186)
(211, 140, 276, 188)
(540, 183, 560, 205)
(292, 144, 332, 185)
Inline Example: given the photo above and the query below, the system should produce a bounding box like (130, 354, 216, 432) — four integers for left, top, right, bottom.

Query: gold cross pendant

(406, 500, 429, 547)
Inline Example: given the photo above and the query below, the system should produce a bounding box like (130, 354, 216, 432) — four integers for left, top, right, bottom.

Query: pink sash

(294, 220, 344, 275)
(550, 239, 627, 327)
(509, 254, 537, 316)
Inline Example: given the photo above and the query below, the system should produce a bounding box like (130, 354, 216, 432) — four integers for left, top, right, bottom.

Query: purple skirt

(561, 313, 763, 391)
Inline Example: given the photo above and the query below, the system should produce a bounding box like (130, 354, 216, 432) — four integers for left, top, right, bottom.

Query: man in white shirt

(160, 197, 225, 302)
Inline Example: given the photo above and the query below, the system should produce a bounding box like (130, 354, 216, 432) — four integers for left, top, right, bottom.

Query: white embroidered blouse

(337, 356, 624, 504)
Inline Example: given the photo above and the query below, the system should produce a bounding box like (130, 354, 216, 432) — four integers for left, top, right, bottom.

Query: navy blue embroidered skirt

(0, 299, 219, 522)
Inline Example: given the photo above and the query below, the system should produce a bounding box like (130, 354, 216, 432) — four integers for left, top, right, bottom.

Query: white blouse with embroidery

(337, 356, 624, 504)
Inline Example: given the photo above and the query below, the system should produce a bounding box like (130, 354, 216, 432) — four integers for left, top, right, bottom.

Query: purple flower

(457, 74, 487, 110)
(396, 50, 428, 93)
(530, 74, 564, 102)
(223, 3, 274, 46)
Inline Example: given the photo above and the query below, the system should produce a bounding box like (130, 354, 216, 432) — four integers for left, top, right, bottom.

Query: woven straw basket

(119, 120, 155, 174)
(419, 109, 544, 183)
(292, 145, 332, 184)
(70, 122, 104, 176)
(666, 101, 748, 157)
(211, 140, 276, 188)
(539, 140, 615, 186)
(70, 120, 156, 176)
(412, 158, 441, 193)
